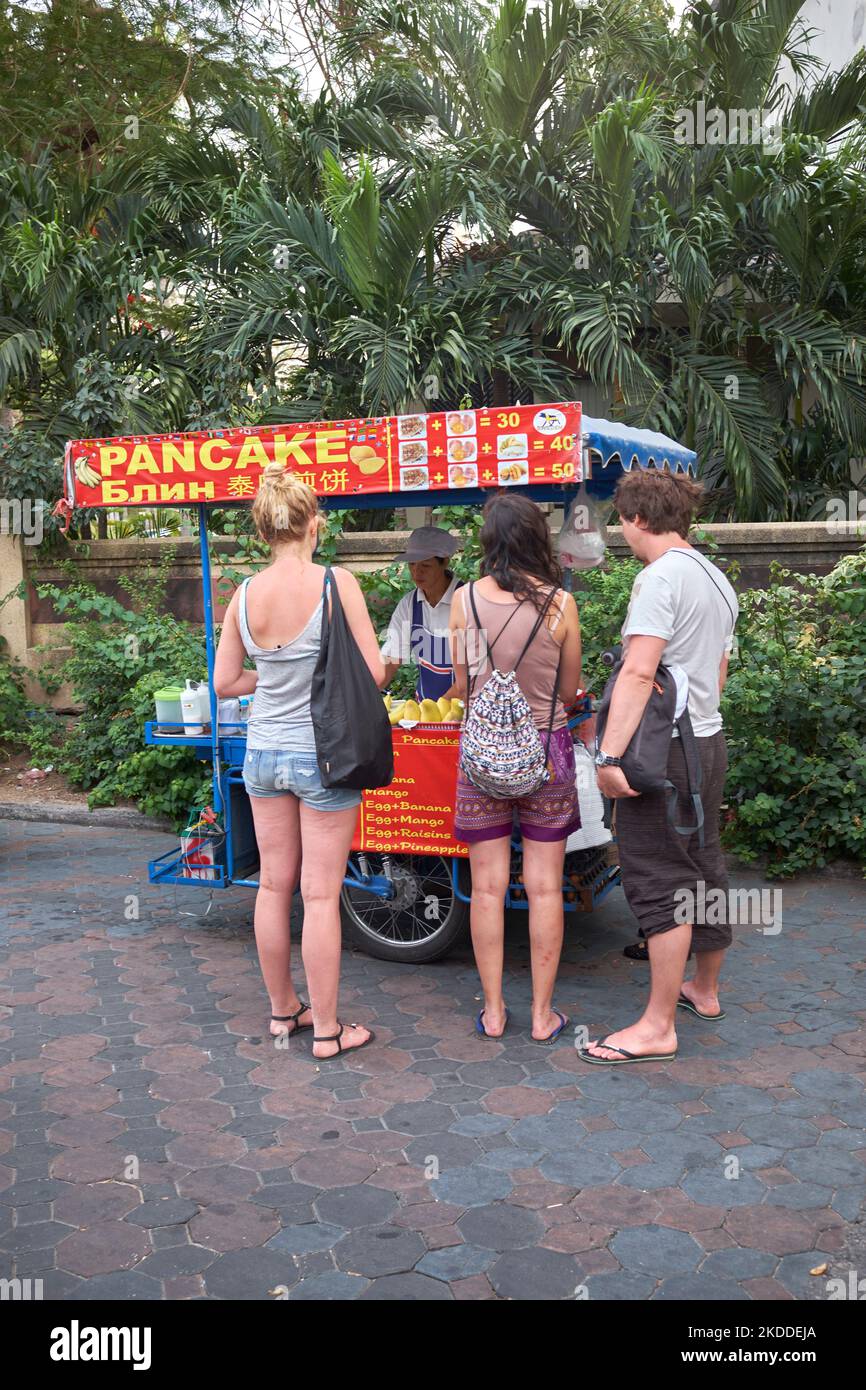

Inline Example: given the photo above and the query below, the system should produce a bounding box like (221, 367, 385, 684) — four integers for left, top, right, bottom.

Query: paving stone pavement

(1, 820, 864, 1301)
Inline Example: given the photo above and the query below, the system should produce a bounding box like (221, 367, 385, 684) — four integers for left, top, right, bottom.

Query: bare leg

(584, 923, 691, 1059)
(682, 948, 726, 1016)
(248, 793, 310, 1037)
(522, 836, 568, 1040)
(468, 836, 511, 1037)
(297, 802, 371, 1059)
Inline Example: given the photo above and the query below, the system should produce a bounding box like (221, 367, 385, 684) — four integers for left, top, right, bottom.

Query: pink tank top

(462, 584, 568, 731)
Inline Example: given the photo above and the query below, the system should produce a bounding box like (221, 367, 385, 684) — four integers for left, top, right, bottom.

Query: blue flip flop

(531, 1009, 569, 1046)
(475, 1008, 509, 1039)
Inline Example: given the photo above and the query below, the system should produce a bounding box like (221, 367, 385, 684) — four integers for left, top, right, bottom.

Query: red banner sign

(64, 403, 581, 508)
(352, 727, 468, 858)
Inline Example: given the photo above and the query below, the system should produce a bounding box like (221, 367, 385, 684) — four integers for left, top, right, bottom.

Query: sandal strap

(272, 1000, 310, 1023)
(598, 1038, 634, 1058)
(313, 1023, 344, 1051)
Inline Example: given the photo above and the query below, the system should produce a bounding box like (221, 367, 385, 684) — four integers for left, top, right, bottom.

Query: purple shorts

(454, 726, 581, 844)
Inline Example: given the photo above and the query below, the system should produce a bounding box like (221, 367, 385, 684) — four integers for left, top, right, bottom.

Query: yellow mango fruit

(401, 699, 422, 722)
(420, 699, 442, 723)
(436, 696, 452, 719)
(383, 694, 392, 711)
(388, 703, 406, 725)
(450, 699, 465, 721)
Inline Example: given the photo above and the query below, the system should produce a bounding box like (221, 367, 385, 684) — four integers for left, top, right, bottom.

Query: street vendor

(381, 525, 463, 702)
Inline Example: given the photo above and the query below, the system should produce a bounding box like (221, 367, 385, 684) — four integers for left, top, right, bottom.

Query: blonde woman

(214, 465, 386, 1058)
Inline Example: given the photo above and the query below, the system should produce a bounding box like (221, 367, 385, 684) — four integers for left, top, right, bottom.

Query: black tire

(340, 853, 470, 963)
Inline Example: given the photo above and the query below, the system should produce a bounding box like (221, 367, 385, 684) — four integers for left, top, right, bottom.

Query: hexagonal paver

(610, 1226, 702, 1277)
(267, 1223, 345, 1255)
(431, 1164, 513, 1208)
(189, 1201, 281, 1252)
(488, 1246, 581, 1300)
(458, 1203, 544, 1251)
(292, 1148, 377, 1188)
(335, 1225, 425, 1277)
(405, 1132, 481, 1172)
(315, 1184, 399, 1228)
(125, 1198, 199, 1228)
(57, 1221, 151, 1277)
(724, 1205, 835, 1256)
(382, 1102, 456, 1136)
(289, 1272, 369, 1299)
(203, 1248, 298, 1300)
(417, 1243, 495, 1281)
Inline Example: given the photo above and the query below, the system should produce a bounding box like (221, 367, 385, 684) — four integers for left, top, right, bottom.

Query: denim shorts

(243, 748, 361, 812)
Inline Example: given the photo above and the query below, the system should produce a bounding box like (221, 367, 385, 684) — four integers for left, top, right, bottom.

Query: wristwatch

(594, 749, 622, 768)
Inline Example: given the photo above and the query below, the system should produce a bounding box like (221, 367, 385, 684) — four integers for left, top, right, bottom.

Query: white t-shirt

(621, 547, 738, 737)
(381, 577, 459, 667)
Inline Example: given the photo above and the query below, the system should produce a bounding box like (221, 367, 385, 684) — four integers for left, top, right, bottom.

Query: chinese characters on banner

(352, 728, 468, 858)
(64, 403, 582, 508)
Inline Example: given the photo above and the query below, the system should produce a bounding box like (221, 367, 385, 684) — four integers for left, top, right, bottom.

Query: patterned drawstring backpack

(459, 583, 562, 799)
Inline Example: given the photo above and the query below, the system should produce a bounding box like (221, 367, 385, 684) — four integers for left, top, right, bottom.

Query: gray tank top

(237, 577, 322, 751)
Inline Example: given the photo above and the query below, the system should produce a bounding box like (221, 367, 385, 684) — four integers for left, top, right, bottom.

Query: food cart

(61, 403, 696, 962)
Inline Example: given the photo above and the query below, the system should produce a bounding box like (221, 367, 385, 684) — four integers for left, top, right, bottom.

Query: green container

(154, 685, 185, 728)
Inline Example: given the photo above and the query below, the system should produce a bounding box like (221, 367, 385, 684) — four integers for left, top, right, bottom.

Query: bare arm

(213, 591, 258, 698)
(598, 634, 667, 757)
(718, 652, 730, 696)
(333, 567, 387, 687)
(554, 592, 582, 704)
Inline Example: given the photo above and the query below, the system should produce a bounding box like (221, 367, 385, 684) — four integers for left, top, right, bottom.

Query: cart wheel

(340, 854, 470, 963)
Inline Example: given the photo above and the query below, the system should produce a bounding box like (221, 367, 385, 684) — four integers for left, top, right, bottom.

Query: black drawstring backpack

(595, 660, 705, 845)
(310, 569, 394, 790)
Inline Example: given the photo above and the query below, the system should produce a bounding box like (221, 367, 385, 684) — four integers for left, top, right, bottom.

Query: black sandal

(270, 1000, 313, 1035)
(313, 1021, 376, 1059)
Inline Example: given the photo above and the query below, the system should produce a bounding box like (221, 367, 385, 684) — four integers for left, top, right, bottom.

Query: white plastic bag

(558, 483, 607, 570)
(565, 742, 612, 851)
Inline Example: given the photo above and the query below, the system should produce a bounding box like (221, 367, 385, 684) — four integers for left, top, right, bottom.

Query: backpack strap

(665, 708, 705, 846)
(512, 588, 559, 672)
(667, 548, 737, 629)
(466, 582, 527, 706)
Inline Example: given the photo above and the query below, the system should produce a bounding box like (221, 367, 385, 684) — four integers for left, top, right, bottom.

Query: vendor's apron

(411, 587, 461, 702)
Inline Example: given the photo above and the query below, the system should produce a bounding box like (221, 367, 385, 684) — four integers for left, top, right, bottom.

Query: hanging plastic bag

(558, 483, 607, 570)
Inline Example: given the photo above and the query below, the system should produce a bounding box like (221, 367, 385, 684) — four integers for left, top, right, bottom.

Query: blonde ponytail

(252, 464, 321, 546)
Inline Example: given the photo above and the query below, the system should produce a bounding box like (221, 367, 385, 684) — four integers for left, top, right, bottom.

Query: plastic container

(218, 698, 240, 734)
(238, 695, 253, 723)
(154, 686, 185, 731)
(181, 681, 204, 736)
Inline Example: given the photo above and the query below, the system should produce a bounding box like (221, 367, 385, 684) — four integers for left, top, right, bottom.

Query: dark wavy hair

(479, 492, 562, 611)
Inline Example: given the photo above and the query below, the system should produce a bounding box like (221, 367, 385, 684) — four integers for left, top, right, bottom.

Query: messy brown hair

(613, 470, 704, 538)
(479, 491, 562, 611)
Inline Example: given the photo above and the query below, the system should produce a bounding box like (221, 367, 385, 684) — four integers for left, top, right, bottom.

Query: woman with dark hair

(450, 492, 583, 1043)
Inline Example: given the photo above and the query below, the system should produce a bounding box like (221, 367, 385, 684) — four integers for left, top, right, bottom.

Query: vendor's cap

(393, 525, 460, 563)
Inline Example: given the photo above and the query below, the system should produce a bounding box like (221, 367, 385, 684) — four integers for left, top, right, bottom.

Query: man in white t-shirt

(579, 471, 738, 1068)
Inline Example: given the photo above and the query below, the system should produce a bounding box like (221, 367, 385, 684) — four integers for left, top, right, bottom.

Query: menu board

(63, 403, 582, 509)
(352, 728, 468, 858)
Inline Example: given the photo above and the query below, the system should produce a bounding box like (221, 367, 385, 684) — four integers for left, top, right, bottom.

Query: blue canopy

(582, 417, 696, 483)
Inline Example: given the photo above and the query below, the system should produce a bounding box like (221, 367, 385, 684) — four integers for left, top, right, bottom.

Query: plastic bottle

(238, 695, 252, 724)
(181, 680, 204, 736)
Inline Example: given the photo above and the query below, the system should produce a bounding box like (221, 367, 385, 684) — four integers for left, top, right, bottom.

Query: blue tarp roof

(582, 417, 696, 474)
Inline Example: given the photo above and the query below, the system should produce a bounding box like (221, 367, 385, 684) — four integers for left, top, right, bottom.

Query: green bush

(0, 635, 28, 744)
(720, 549, 866, 876)
(34, 552, 211, 825)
